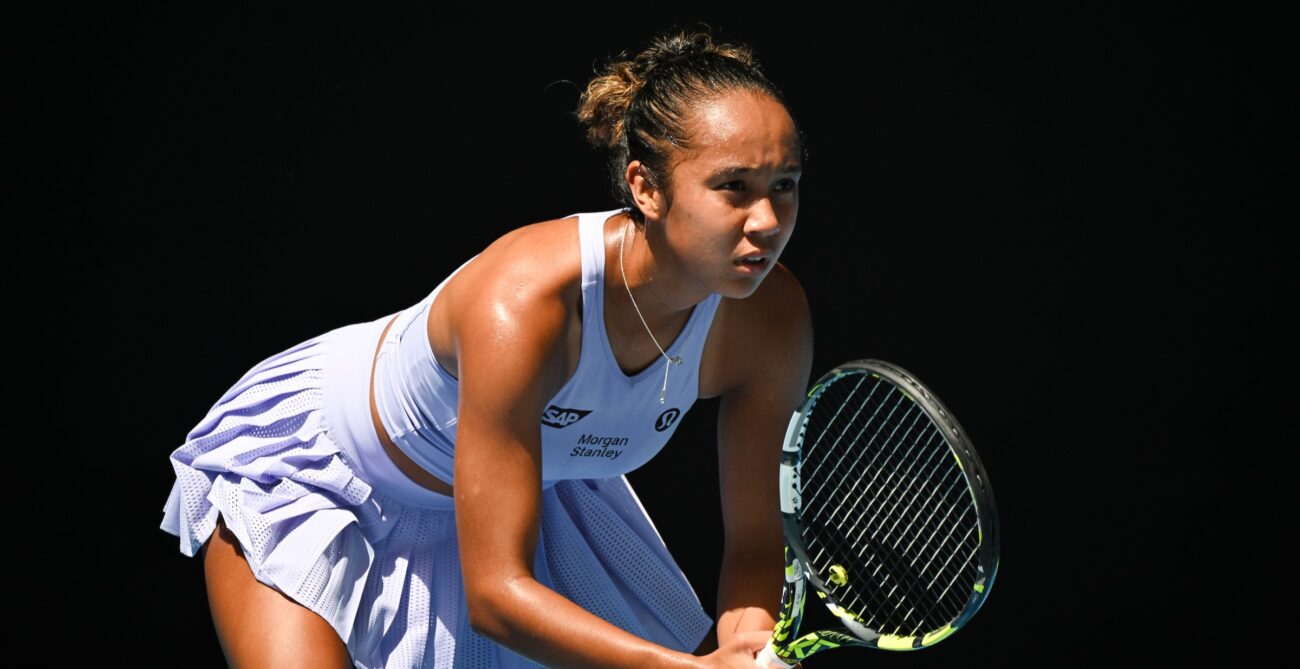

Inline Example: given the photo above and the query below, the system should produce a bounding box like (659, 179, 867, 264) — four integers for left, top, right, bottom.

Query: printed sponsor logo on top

(655, 408, 681, 432)
(571, 433, 629, 459)
(541, 405, 593, 428)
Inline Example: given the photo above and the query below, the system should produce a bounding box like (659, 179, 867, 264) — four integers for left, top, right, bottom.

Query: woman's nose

(745, 200, 782, 237)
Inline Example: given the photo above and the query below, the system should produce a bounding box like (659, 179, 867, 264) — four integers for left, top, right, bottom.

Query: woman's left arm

(712, 263, 814, 648)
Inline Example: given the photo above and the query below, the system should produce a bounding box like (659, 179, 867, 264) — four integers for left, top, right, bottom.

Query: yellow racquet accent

(922, 625, 956, 646)
(877, 634, 915, 650)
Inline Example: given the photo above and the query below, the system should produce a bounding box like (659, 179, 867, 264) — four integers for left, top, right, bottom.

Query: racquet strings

(798, 371, 982, 639)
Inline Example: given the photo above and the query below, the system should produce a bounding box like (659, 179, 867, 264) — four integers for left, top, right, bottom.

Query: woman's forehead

(673, 133, 803, 178)
(687, 90, 788, 134)
(677, 92, 800, 162)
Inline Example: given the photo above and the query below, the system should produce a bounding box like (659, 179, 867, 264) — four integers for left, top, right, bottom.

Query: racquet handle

(755, 644, 796, 668)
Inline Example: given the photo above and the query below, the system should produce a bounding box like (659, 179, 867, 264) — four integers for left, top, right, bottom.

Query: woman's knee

(201, 516, 353, 669)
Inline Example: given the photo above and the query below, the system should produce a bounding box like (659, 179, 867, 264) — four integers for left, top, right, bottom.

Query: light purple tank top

(371, 207, 724, 489)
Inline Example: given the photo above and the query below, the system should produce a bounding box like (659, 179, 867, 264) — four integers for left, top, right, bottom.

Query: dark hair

(575, 25, 808, 228)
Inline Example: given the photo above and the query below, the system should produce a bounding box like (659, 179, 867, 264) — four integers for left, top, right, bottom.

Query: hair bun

(634, 28, 754, 79)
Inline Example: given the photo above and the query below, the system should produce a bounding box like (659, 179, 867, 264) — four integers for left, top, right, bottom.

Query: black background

(11, 5, 1290, 666)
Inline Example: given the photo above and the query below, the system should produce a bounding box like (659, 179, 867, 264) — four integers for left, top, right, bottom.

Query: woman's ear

(626, 161, 664, 222)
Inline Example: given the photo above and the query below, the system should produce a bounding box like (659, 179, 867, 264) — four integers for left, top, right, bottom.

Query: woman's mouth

(735, 255, 769, 274)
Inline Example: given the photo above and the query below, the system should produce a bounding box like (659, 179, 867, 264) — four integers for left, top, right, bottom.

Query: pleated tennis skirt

(159, 314, 713, 668)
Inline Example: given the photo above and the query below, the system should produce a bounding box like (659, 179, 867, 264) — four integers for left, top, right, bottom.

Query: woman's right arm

(449, 241, 768, 669)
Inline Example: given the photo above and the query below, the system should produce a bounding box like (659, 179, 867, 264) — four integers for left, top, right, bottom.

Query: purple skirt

(159, 314, 712, 668)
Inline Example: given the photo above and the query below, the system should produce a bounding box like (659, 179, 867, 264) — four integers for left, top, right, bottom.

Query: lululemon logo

(542, 406, 593, 428)
(655, 408, 681, 432)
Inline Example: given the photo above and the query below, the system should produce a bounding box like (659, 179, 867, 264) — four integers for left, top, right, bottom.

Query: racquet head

(759, 359, 999, 666)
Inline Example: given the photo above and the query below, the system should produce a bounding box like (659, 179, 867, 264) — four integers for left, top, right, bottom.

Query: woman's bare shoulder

(702, 262, 813, 397)
(445, 214, 585, 309)
(719, 263, 811, 342)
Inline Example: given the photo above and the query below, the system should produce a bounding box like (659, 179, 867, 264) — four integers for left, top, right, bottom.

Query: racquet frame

(756, 359, 999, 667)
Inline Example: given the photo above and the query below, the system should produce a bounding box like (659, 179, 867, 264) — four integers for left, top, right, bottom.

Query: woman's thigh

(201, 516, 353, 669)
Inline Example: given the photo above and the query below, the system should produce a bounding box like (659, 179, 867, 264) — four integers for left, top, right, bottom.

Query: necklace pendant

(660, 359, 672, 404)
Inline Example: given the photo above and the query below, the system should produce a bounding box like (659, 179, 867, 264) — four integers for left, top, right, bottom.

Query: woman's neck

(607, 212, 711, 328)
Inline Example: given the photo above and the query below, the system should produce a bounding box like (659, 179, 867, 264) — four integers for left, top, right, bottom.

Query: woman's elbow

(465, 575, 536, 642)
(465, 586, 509, 639)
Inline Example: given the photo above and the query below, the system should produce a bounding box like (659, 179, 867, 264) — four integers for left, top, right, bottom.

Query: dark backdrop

(12, 6, 1288, 666)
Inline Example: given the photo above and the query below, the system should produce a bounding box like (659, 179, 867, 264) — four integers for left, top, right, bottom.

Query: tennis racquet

(754, 359, 1000, 667)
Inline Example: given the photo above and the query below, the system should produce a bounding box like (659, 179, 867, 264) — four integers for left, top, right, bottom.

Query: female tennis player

(160, 26, 811, 668)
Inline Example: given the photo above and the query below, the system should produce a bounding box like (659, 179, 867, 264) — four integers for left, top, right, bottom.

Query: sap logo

(655, 408, 681, 432)
(542, 406, 593, 428)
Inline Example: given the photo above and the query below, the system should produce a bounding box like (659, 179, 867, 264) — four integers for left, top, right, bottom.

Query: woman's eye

(719, 179, 797, 192)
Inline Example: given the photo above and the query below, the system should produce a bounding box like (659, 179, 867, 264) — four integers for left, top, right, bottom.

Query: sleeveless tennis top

(371, 207, 724, 489)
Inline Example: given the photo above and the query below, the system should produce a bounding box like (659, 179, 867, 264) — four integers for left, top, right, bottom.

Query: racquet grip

(754, 643, 796, 668)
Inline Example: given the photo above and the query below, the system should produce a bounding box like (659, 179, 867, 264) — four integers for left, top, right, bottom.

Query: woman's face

(648, 88, 803, 300)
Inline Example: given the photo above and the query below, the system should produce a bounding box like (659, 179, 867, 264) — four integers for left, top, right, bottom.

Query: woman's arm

(712, 263, 814, 648)
(448, 231, 765, 669)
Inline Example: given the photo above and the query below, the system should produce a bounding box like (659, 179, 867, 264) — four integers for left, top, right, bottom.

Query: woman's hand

(698, 630, 772, 668)
(698, 630, 803, 669)
(702, 631, 800, 665)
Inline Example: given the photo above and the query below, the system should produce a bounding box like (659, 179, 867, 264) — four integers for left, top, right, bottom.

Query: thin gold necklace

(619, 217, 682, 405)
